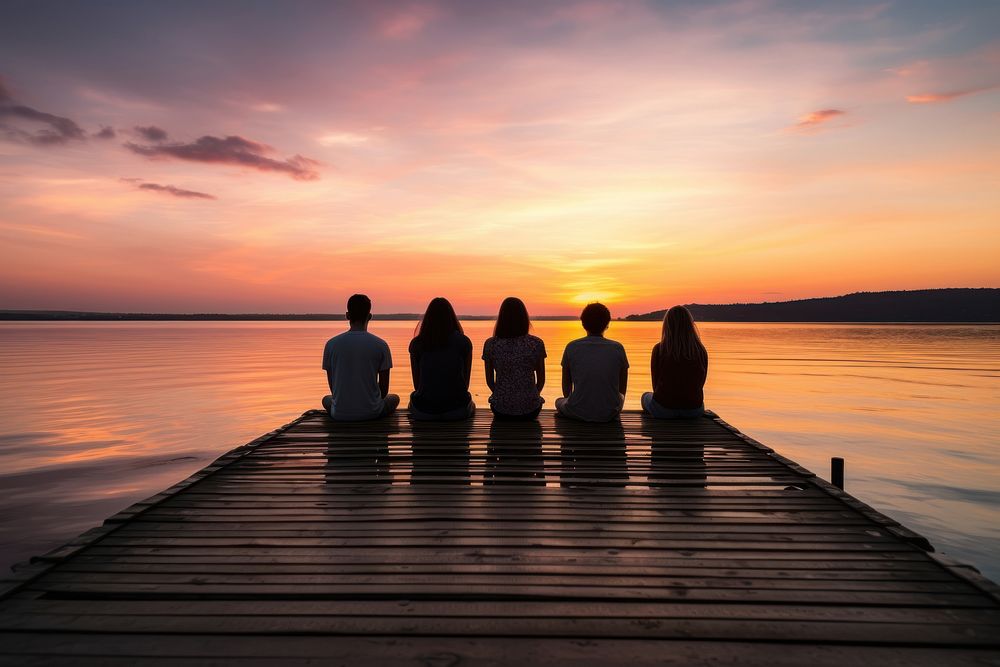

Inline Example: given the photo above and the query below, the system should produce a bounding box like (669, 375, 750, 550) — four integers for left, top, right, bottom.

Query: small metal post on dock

(831, 456, 845, 490)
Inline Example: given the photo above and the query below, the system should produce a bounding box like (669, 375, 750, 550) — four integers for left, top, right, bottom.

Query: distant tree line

(624, 289, 1000, 322)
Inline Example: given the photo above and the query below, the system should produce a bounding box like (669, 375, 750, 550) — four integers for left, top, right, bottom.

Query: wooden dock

(2, 409, 999, 665)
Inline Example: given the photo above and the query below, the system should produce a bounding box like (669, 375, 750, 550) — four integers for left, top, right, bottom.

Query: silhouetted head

(415, 297, 463, 348)
(580, 302, 611, 336)
(346, 293, 372, 325)
(494, 297, 531, 338)
(661, 305, 707, 363)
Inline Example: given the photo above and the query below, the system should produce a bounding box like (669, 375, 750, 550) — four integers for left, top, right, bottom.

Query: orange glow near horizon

(0, 1, 998, 315)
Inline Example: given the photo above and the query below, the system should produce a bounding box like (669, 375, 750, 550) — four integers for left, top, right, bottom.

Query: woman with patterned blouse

(482, 297, 547, 420)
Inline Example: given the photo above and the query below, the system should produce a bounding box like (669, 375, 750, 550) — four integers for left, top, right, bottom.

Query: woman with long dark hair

(641, 305, 708, 418)
(482, 297, 546, 420)
(408, 297, 475, 421)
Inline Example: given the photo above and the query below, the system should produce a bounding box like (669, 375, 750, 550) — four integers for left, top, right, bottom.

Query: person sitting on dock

(555, 302, 629, 422)
(321, 293, 400, 421)
(408, 297, 475, 421)
(641, 305, 707, 419)
(482, 296, 546, 420)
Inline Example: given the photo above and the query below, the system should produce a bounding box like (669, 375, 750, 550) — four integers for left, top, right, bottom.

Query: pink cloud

(0, 78, 89, 146)
(789, 108, 847, 132)
(906, 86, 995, 104)
(377, 4, 439, 40)
(890, 46, 1000, 105)
(121, 178, 216, 200)
(550, 1, 624, 24)
(125, 134, 321, 180)
(886, 60, 930, 78)
(134, 125, 168, 141)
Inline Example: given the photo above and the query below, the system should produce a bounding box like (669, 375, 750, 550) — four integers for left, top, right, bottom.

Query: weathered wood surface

(2, 409, 998, 666)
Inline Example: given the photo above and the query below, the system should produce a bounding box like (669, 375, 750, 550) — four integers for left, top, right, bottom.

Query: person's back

(407, 297, 475, 421)
(483, 296, 547, 420)
(323, 330, 392, 420)
(642, 305, 708, 419)
(651, 342, 707, 410)
(410, 330, 473, 414)
(483, 334, 546, 415)
(556, 303, 629, 423)
(321, 294, 399, 421)
(559, 336, 629, 422)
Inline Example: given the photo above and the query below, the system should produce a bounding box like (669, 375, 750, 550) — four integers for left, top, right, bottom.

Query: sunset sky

(0, 0, 998, 315)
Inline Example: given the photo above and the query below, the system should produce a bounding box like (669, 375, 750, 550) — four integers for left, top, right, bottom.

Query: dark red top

(651, 342, 708, 410)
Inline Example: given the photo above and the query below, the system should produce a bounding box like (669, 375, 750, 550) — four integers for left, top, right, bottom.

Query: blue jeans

(641, 392, 704, 419)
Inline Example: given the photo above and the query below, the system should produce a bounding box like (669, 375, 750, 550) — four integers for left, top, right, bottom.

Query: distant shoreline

(626, 288, 999, 323)
(2, 288, 997, 323)
(0, 314, 997, 324)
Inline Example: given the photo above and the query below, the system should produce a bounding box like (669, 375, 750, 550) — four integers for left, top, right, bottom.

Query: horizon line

(1, 286, 997, 319)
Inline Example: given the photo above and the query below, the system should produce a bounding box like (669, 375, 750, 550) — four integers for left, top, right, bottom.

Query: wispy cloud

(376, 3, 439, 39)
(93, 126, 116, 139)
(125, 134, 321, 180)
(121, 177, 216, 200)
(317, 132, 371, 146)
(789, 108, 846, 133)
(906, 86, 995, 104)
(134, 125, 167, 141)
(885, 61, 929, 78)
(0, 78, 88, 146)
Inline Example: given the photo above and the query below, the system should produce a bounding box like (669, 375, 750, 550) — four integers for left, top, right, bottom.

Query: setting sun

(569, 291, 620, 306)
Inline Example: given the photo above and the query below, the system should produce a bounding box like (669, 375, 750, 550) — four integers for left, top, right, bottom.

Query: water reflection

(484, 420, 546, 486)
(323, 415, 395, 485)
(555, 417, 628, 488)
(642, 416, 707, 489)
(409, 417, 472, 485)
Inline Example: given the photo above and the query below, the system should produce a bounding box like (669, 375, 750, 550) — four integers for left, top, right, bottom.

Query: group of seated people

(322, 294, 708, 423)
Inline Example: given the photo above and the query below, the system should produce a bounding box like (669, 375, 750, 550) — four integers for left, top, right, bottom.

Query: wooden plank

(112, 522, 884, 533)
(3, 613, 999, 646)
(51, 563, 956, 581)
(35, 571, 975, 592)
(87, 535, 919, 549)
(69, 546, 937, 562)
(60, 555, 946, 569)
(1, 633, 999, 666)
(5, 599, 998, 624)
(23, 583, 993, 607)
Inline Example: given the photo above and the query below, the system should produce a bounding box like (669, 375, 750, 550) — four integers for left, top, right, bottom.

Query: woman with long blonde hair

(641, 305, 707, 419)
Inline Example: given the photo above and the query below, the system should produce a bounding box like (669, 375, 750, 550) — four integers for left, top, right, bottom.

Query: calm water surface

(1, 321, 998, 579)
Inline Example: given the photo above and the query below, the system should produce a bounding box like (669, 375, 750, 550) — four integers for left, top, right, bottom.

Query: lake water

(1, 321, 998, 580)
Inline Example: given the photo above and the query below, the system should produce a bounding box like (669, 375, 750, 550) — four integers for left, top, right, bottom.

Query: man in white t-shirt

(556, 302, 629, 422)
(321, 294, 400, 421)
